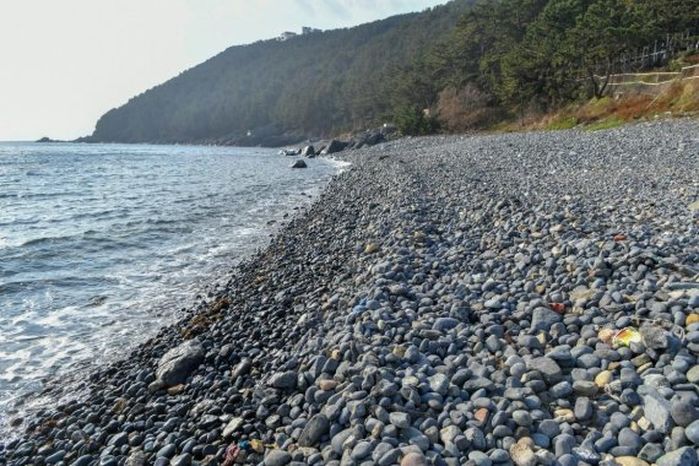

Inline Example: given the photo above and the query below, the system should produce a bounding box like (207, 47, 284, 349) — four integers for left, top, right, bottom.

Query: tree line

(391, 0, 699, 133)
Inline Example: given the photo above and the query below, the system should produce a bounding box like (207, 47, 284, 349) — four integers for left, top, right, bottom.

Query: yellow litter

(249, 439, 267, 453)
(613, 327, 641, 346)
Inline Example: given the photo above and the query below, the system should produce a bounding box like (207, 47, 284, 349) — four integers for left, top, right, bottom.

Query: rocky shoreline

(76, 125, 398, 151)
(3, 120, 699, 466)
(278, 126, 399, 159)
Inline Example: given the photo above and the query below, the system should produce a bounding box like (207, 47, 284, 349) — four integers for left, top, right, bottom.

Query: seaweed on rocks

(3, 120, 699, 466)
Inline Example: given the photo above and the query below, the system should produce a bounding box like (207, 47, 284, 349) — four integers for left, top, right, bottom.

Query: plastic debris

(613, 234, 627, 241)
(222, 443, 241, 466)
(364, 243, 379, 254)
(549, 302, 565, 314)
(612, 327, 641, 346)
(249, 439, 267, 453)
(223, 437, 276, 465)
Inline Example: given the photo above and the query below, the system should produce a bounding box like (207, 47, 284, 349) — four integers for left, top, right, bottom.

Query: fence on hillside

(604, 64, 699, 97)
(572, 31, 699, 97)
(589, 31, 699, 76)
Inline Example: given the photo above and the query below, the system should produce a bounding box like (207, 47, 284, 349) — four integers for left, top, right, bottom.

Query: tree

(569, 0, 643, 98)
(394, 105, 440, 136)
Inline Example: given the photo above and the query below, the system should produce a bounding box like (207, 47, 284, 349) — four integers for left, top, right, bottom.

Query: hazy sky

(0, 0, 447, 141)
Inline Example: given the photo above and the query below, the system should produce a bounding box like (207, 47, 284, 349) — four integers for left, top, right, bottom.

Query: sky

(0, 0, 447, 141)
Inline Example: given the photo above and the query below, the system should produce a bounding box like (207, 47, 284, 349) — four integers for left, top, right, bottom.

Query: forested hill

(88, 1, 472, 145)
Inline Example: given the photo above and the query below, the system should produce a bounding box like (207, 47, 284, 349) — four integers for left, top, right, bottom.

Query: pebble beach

(3, 119, 699, 466)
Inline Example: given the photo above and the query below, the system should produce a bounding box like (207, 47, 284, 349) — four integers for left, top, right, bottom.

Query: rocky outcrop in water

(35, 137, 64, 143)
(301, 146, 316, 158)
(280, 125, 397, 158)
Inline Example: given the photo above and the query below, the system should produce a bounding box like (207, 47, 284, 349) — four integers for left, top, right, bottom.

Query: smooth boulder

(154, 339, 204, 387)
(298, 414, 330, 447)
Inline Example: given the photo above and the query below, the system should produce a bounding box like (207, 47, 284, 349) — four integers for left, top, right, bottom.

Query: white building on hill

(277, 27, 321, 41)
(277, 31, 298, 41)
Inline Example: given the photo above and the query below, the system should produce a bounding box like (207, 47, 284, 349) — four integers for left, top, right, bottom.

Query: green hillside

(89, 1, 472, 145)
(88, 0, 697, 145)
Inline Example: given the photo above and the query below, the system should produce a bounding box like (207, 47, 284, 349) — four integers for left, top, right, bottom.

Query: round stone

(401, 452, 428, 466)
(264, 449, 291, 466)
(512, 410, 533, 427)
(595, 370, 613, 387)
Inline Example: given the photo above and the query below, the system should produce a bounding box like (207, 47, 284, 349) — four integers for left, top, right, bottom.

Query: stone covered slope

(4, 120, 699, 466)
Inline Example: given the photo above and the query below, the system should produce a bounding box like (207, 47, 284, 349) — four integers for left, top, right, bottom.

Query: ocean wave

(0, 276, 109, 294)
(8, 191, 85, 200)
(18, 236, 70, 248)
(324, 157, 353, 170)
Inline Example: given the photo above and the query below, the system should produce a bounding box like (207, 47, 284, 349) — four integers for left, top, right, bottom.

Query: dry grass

(681, 53, 699, 65)
(436, 85, 503, 131)
(510, 79, 699, 132)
